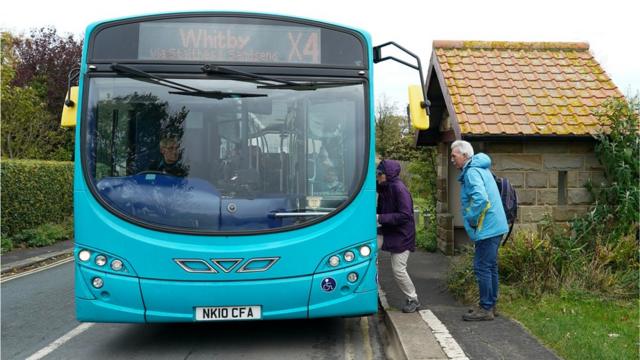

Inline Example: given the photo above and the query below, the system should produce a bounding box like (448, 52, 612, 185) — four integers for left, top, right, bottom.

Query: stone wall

(436, 139, 604, 254)
(435, 142, 455, 254)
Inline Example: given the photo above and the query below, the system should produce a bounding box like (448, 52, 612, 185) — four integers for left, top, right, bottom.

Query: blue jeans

(473, 235, 502, 310)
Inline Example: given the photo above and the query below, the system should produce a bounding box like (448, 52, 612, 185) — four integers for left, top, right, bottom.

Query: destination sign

(138, 22, 321, 64)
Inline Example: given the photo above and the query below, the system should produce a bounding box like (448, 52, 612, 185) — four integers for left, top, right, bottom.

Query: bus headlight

(78, 250, 91, 262)
(359, 245, 371, 257)
(344, 251, 355, 262)
(110, 259, 124, 271)
(328, 255, 340, 267)
(95, 255, 107, 267)
(92, 277, 104, 289)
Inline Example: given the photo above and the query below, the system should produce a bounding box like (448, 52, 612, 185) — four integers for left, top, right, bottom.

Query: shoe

(402, 298, 421, 313)
(468, 305, 498, 317)
(462, 307, 494, 321)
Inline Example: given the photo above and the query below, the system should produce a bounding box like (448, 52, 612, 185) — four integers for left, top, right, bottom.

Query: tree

(12, 27, 83, 116)
(375, 95, 404, 158)
(2, 27, 83, 160)
(1, 32, 52, 159)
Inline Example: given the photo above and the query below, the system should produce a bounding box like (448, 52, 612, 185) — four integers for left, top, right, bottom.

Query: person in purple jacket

(376, 159, 421, 313)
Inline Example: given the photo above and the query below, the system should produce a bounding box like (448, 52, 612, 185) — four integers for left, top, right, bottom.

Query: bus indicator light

(95, 255, 107, 266)
(328, 255, 340, 267)
(344, 251, 355, 262)
(111, 259, 124, 271)
(347, 272, 358, 283)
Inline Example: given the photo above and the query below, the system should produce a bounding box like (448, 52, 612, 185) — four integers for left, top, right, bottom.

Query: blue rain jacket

(457, 153, 509, 241)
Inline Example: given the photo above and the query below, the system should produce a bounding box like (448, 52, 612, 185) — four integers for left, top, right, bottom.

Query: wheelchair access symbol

(321, 277, 336, 292)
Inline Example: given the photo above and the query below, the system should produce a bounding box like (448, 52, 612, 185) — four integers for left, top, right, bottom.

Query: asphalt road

(1, 261, 386, 360)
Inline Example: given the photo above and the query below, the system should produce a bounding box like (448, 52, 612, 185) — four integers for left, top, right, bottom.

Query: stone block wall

(485, 140, 602, 227)
(435, 142, 455, 254)
(435, 139, 604, 253)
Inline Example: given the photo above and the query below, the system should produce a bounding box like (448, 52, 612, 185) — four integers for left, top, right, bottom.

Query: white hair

(451, 140, 474, 158)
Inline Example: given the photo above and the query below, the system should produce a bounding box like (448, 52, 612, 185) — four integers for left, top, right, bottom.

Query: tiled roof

(432, 41, 623, 136)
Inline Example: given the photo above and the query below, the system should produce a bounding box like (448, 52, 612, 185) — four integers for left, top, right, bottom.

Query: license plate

(195, 306, 262, 321)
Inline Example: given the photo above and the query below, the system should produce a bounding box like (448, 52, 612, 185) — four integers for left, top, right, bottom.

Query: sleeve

(378, 184, 413, 226)
(463, 168, 489, 227)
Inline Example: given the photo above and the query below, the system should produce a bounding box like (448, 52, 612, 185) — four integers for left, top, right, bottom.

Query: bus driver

(149, 136, 188, 177)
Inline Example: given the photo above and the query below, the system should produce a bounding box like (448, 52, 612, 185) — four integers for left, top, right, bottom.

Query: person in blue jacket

(376, 159, 421, 313)
(451, 140, 508, 321)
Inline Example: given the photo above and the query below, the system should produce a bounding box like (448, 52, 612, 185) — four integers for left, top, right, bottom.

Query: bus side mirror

(408, 85, 429, 130)
(61, 86, 78, 127)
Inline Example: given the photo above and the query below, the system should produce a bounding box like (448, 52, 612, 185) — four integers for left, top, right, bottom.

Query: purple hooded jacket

(376, 160, 416, 253)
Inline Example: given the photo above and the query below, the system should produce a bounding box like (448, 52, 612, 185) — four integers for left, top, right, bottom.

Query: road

(1, 261, 386, 360)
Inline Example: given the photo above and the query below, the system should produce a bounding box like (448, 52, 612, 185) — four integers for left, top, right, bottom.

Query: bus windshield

(84, 75, 366, 233)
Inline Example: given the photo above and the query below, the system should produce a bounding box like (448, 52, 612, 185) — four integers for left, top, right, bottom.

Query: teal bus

(62, 12, 429, 322)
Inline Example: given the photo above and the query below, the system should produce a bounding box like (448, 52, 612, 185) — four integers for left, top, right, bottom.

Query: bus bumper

(76, 259, 377, 322)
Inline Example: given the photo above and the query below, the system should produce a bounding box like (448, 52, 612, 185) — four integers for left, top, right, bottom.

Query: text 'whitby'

(180, 29, 250, 49)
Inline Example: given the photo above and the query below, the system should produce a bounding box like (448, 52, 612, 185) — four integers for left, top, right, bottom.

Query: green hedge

(1, 159, 73, 237)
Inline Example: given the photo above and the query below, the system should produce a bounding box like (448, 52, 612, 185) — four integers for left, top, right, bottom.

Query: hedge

(1, 159, 74, 237)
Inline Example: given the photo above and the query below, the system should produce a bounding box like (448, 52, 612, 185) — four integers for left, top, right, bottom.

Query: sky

(2, 0, 638, 111)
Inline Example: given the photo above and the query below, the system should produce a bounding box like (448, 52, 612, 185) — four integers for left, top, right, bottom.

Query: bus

(61, 12, 429, 322)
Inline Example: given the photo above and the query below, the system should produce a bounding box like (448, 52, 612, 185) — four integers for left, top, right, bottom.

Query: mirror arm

(373, 41, 430, 115)
(65, 67, 81, 107)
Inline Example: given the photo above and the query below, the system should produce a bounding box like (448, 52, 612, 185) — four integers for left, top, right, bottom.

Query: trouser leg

(473, 235, 501, 310)
(390, 250, 418, 300)
(490, 238, 500, 305)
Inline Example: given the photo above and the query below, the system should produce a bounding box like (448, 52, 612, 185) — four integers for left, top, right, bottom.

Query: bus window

(307, 98, 357, 199)
(86, 76, 365, 232)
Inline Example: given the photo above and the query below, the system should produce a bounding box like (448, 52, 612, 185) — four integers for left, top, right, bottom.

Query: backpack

(493, 173, 518, 246)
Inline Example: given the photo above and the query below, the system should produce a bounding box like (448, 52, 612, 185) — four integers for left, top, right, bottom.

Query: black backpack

(493, 173, 518, 246)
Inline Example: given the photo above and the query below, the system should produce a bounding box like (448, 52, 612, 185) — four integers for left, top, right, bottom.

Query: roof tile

(432, 40, 623, 136)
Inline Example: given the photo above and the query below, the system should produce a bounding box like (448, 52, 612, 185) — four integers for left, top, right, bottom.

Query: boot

(463, 306, 494, 321)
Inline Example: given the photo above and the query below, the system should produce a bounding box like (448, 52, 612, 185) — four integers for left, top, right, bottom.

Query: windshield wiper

(169, 90, 266, 99)
(112, 63, 202, 92)
(201, 64, 297, 86)
(111, 63, 267, 100)
(257, 80, 363, 90)
(201, 64, 361, 91)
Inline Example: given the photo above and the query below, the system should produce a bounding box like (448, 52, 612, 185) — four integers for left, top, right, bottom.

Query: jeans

(473, 235, 502, 310)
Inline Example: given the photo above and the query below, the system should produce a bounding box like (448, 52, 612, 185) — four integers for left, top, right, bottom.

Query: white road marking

(25, 322, 94, 360)
(1, 257, 74, 283)
(419, 309, 469, 360)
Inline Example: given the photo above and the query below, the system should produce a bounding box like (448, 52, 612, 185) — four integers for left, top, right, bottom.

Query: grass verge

(500, 289, 638, 360)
